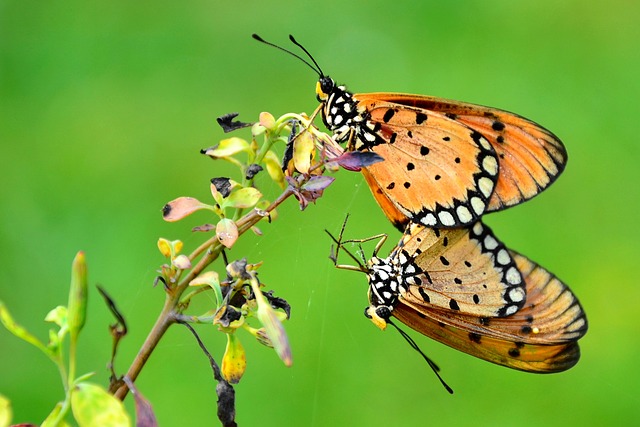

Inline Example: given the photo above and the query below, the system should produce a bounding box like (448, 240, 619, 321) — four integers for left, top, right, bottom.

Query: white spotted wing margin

(377, 222, 526, 319)
(391, 250, 587, 373)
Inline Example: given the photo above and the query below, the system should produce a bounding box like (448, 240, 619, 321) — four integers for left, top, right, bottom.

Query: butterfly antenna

(387, 319, 454, 394)
(288, 35, 325, 77)
(252, 34, 321, 76)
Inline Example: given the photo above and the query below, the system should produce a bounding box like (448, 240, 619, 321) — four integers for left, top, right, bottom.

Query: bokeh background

(2, 1, 638, 425)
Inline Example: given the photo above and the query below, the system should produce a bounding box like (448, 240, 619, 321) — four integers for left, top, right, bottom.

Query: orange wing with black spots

(377, 222, 526, 318)
(358, 97, 499, 229)
(322, 88, 566, 229)
(366, 94, 567, 213)
(391, 251, 587, 372)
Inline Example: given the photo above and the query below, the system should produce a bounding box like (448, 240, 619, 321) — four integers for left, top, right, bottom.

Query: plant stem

(112, 294, 175, 399)
(113, 185, 295, 401)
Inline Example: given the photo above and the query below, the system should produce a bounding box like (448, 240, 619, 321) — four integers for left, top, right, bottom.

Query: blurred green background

(1, 0, 638, 425)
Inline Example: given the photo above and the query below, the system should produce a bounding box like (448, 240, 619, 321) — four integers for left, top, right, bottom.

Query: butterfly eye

(316, 76, 335, 101)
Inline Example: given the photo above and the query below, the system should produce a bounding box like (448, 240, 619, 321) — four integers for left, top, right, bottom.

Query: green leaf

(45, 306, 68, 329)
(263, 150, 286, 189)
(71, 382, 131, 427)
(0, 394, 12, 427)
(68, 252, 88, 341)
(222, 187, 262, 209)
(202, 137, 251, 158)
(0, 300, 49, 355)
(250, 281, 292, 367)
(189, 271, 223, 307)
(41, 401, 70, 427)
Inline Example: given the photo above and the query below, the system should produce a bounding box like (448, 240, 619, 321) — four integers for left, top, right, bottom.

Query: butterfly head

(316, 75, 335, 102)
(364, 304, 392, 331)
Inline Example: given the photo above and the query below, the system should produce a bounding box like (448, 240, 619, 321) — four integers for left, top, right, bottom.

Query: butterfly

(328, 220, 587, 374)
(253, 35, 567, 229)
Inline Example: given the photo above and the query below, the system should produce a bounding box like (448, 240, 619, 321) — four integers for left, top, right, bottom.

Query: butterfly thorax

(317, 76, 383, 150)
(366, 255, 411, 310)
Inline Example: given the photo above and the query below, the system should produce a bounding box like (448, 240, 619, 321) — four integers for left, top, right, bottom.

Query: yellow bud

(221, 333, 246, 384)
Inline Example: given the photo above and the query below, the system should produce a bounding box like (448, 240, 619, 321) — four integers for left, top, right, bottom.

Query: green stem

(113, 185, 295, 401)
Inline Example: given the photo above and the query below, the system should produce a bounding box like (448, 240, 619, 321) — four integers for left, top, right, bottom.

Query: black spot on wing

(418, 288, 430, 303)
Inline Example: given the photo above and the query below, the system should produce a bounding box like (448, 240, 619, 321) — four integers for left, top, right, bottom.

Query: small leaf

(68, 251, 88, 341)
(172, 255, 192, 270)
(192, 223, 215, 232)
(263, 150, 286, 189)
(157, 238, 172, 258)
(202, 137, 251, 158)
(157, 239, 183, 259)
(225, 258, 250, 280)
(41, 401, 69, 427)
(258, 112, 276, 129)
(253, 328, 273, 348)
(245, 164, 263, 180)
(162, 197, 211, 222)
(0, 300, 48, 355)
(214, 305, 244, 329)
(122, 378, 158, 427)
(45, 306, 68, 328)
(223, 187, 262, 209)
(250, 281, 292, 367)
(221, 333, 247, 384)
(216, 112, 253, 133)
(216, 219, 239, 249)
(331, 151, 385, 171)
(263, 290, 291, 319)
(301, 175, 335, 192)
(0, 394, 12, 427)
(251, 121, 266, 137)
(189, 271, 222, 306)
(210, 177, 233, 198)
(292, 130, 314, 174)
(71, 382, 131, 427)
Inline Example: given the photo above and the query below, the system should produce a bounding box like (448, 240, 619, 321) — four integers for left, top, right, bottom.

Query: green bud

(67, 252, 88, 341)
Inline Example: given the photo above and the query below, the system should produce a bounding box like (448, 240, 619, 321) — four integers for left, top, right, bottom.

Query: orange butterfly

(329, 221, 587, 374)
(254, 35, 567, 229)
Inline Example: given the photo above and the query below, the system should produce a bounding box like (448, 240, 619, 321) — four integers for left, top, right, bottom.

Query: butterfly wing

(356, 96, 499, 228)
(391, 251, 587, 372)
(355, 93, 566, 227)
(392, 222, 525, 317)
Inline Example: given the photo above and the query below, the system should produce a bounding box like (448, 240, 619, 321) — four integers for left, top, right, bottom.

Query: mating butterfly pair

(254, 35, 587, 376)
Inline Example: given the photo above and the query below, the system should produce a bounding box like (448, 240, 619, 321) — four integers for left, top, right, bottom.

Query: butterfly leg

(325, 214, 388, 271)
